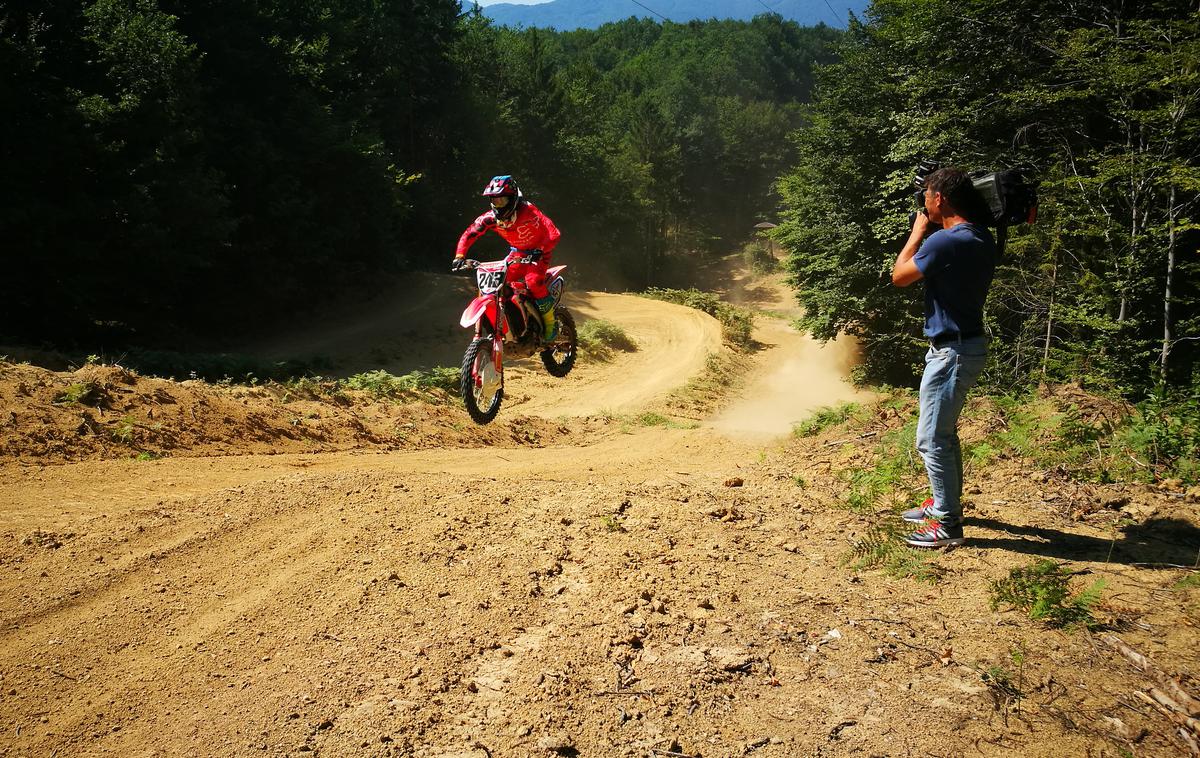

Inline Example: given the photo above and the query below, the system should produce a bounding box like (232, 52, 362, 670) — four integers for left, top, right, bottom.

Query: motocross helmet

(482, 175, 520, 221)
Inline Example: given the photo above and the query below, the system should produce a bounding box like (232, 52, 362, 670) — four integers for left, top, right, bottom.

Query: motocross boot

(535, 296, 558, 341)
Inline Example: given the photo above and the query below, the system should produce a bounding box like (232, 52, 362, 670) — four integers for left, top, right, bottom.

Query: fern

(990, 560, 1104, 628)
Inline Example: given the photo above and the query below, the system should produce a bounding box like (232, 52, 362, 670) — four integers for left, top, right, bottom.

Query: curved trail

(0, 273, 878, 758)
(506, 292, 723, 417)
(709, 274, 871, 438)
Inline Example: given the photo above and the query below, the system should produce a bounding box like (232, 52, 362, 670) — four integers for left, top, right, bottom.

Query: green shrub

(112, 415, 138, 444)
(842, 418, 920, 513)
(641, 287, 755, 349)
(577, 319, 637, 360)
(53, 382, 104, 406)
(1115, 394, 1200, 483)
(343, 368, 458, 399)
(793, 402, 860, 437)
(990, 560, 1105, 628)
(742, 241, 777, 274)
(980, 391, 1200, 485)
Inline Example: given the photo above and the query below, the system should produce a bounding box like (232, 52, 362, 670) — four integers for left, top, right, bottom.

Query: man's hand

(892, 212, 930, 287)
(450, 257, 468, 272)
(911, 210, 931, 238)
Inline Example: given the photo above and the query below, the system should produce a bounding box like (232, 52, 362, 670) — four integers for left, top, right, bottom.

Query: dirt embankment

(1, 271, 1198, 758)
(0, 361, 579, 464)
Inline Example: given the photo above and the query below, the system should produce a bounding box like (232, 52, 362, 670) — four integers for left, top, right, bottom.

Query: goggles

(489, 196, 511, 209)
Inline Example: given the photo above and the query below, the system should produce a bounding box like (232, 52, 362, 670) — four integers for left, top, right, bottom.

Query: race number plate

(476, 268, 504, 294)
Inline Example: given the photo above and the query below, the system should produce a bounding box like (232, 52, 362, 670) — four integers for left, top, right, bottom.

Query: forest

(1, 1, 836, 346)
(2, 0, 1197, 399)
(774, 0, 1199, 395)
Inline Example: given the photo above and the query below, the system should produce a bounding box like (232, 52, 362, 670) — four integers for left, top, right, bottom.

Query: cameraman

(891, 167, 996, 548)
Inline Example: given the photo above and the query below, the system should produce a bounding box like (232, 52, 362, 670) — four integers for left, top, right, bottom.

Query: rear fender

(460, 296, 497, 330)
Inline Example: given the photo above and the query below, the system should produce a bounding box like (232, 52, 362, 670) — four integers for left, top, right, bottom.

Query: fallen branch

(1103, 635, 1200, 717)
(1135, 692, 1200, 755)
(1150, 688, 1200, 733)
(822, 432, 877, 447)
(1180, 727, 1200, 756)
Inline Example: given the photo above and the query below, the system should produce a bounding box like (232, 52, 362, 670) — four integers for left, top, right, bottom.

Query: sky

(472, 0, 548, 5)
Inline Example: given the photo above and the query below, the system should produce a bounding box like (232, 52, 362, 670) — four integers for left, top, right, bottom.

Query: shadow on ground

(971, 516, 1200, 566)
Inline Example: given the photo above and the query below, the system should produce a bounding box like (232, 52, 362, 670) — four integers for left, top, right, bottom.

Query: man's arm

(529, 203, 561, 254)
(892, 213, 930, 288)
(455, 212, 496, 259)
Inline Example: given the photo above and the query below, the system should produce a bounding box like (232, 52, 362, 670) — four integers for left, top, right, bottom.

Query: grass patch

(53, 381, 105, 407)
(640, 287, 755, 349)
(577, 319, 637, 361)
(343, 368, 459, 399)
(970, 390, 1200, 485)
(600, 410, 699, 433)
(634, 411, 697, 429)
(1175, 573, 1200, 590)
(989, 559, 1105, 628)
(793, 402, 862, 437)
(662, 350, 753, 418)
(114, 349, 333, 383)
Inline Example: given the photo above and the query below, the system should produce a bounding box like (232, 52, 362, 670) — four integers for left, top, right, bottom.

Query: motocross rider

(452, 175, 562, 340)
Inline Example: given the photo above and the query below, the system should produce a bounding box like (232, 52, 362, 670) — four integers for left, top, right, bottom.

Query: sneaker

(905, 518, 965, 548)
(901, 497, 935, 523)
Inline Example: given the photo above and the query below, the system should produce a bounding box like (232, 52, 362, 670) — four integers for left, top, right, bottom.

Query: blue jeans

(916, 336, 987, 524)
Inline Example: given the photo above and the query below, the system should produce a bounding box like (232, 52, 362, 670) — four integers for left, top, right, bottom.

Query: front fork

(476, 294, 506, 380)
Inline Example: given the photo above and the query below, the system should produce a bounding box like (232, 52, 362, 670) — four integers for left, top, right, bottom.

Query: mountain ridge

(478, 0, 868, 30)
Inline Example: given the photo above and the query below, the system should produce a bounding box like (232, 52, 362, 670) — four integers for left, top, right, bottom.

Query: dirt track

(2, 272, 1198, 757)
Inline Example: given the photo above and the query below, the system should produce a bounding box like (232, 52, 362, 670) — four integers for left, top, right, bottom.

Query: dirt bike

(454, 255, 577, 424)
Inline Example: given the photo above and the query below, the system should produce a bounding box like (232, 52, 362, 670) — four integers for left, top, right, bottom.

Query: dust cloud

(709, 322, 871, 440)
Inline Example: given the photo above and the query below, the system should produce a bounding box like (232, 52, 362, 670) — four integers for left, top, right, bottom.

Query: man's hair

(926, 167, 986, 222)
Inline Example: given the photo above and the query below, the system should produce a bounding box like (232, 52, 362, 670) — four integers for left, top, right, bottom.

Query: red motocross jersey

(456, 200, 561, 259)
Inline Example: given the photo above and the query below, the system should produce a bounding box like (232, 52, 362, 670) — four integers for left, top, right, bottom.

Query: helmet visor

(490, 196, 511, 210)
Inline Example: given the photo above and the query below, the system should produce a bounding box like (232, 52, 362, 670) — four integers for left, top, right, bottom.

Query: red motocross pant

(505, 250, 550, 300)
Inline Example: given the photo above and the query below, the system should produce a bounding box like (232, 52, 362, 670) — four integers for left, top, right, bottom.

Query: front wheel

(461, 338, 503, 424)
(541, 307, 577, 378)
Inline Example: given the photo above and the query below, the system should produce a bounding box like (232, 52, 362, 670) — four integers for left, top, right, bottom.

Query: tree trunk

(1042, 252, 1058, 378)
(1160, 184, 1176, 385)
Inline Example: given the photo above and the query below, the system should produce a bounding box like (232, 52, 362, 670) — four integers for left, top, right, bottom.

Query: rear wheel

(461, 338, 503, 424)
(541, 307, 577, 378)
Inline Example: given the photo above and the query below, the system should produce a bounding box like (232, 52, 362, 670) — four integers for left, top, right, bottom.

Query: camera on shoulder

(911, 158, 1038, 228)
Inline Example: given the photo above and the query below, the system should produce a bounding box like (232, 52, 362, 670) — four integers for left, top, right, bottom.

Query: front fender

(460, 296, 497, 329)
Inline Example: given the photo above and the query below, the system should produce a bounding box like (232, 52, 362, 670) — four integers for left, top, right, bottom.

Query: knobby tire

(461, 337, 503, 424)
(541, 307, 577, 378)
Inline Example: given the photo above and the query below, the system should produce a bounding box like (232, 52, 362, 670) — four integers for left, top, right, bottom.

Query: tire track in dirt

(0, 479, 369, 755)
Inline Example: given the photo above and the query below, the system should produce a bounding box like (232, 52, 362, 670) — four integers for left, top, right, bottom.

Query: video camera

(911, 158, 1038, 228)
